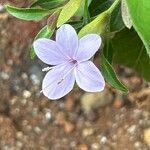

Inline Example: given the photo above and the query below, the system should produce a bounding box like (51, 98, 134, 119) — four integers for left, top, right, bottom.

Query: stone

(91, 143, 100, 150)
(23, 90, 31, 98)
(65, 96, 74, 111)
(100, 136, 107, 144)
(43, 108, 52, 121)
(81, 89, 113, 113)
(144, 128, 150, 146)
(55, 112, 66, 125)
(127, 125, 137, 135)
(78, 144, 89, 150)
(64, 121, 75, 133)
(82, 128, 94, 137)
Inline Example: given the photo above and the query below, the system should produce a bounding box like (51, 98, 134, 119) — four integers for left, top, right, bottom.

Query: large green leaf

(101, 55, 128, 93)
(75, 0, 92, 17)
(89, 0, 112, 16)
(121, 0, 132, 29)
(109, 4, 125, 32)
(57, 0, 81, 27)
(31, 0, 65, 9)
(78, 10, 109, 38)
(126, 0, 150, 57)
(5, 5, 51, 21)
(112, 28, 150, 81)
(78, 0, 120, 38)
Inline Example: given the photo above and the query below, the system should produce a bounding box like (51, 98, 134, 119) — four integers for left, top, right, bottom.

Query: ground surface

(0, 1, 150, 150)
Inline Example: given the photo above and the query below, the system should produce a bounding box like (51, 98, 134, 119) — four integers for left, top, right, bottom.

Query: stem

(83, 0, 90, 24)
(107, 0, 121, 14)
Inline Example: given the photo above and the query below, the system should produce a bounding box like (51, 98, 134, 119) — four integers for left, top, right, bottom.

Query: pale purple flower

(33, 24, 105, 100)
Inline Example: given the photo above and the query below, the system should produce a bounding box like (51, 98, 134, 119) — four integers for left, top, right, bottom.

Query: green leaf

(112, 28, 150, 81)
(103, 39, 114, 64)
(69, 20, 83, 30)
(121, 0, 132, 29)
(57, 0, 81, 27)
(83, 0, 90, 25)
(78, 0, 120, 38)
(75, 0, 92, 17)
(89, 0, 112, 16)
(47, 10, 60, 29)
(31, 25, 54, 59)
(5, 5, 51, 21)
(78, 11, 109, 38)
(31, 0, 65, 9)
(101, 55, 128, 93)
(126, 0, 150, 57)
(109, 4, 125, 32)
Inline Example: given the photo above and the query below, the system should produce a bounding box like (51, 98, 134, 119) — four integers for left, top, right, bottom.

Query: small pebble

(65, 96, 74, 111)
(16, 141, 23, 148)
(81, 90, 113, 113)
(144, 128, 150, 146)
(64, 121, 75, 133)
(91, 143, 100, 150)
(78, 144, 89, 150)
(113, 99, 124, 109)
(0, 72, 9, 80)
(45, 111, 52, 121)
(23, 90, 31, 98)
(34, 126, 41, 134)
(134, 141, 142, 149)
(55, 112, 66, 125)
(30, 74, 40, 85)
(82, 128, 94, 137)
(21, 73, 28, 79)
(70, 141, 76, 148)
(127, 125, 137, 135)
(16, 132, 23, 139)
(133, 109, 142, 119)
(100, 136, 107, 144)
(7, 59, 13, 65)
(43, 108, 52, 121)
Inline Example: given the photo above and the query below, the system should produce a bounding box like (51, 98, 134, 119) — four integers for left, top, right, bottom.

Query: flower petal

(42, 62, 75, 100)
(74, 61, 105, 92)
(74, 34, 101, 61)
(33, 38, 69, 65)
(56, 24, 78, 58)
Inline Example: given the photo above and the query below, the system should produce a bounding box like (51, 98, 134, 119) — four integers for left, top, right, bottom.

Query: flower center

(69, 59, 77, 65)
(72, 60, 77, 64)
(57, 60, 77, 85)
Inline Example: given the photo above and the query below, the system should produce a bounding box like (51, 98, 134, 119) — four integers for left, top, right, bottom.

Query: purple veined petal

(33, 38, 69, 65)
(56, 24, 78, 58)
(42, 62, 75, 100)
(74, 61, 105, 92)
(74, 34, 102, 61)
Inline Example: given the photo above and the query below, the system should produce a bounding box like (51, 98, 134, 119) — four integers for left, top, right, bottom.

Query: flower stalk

(107, 0, 121, 14)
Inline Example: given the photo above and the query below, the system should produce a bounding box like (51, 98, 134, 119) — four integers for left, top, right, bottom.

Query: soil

(0, 1, 150, 150)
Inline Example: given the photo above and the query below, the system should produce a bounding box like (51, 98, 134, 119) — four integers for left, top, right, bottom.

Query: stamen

(69, 59, 77, 64)
(42, 62, 78, 91)
(56, 64, 77, 85)
(57, 79, 64, 85)
(42, 66, 54, 72)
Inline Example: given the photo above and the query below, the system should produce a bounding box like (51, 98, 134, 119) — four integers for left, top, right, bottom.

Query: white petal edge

(74, 61, 105, 92)
(42, 62, 75, 100)
(74, 34, 102, 61)
(33, 38, 69, 65)
(56, 24, 78, 58)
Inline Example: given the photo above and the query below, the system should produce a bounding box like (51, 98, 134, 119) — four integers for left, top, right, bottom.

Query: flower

(33, 24, 105, 100)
